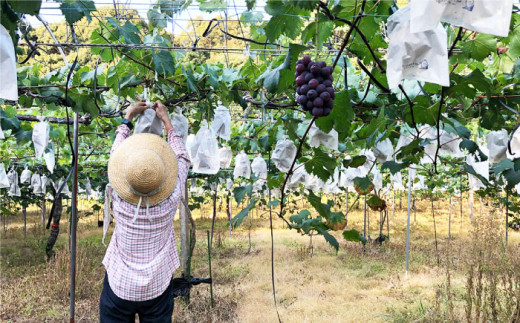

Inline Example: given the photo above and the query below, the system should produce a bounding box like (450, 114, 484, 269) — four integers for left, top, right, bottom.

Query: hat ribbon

(129, 185, 162, 223)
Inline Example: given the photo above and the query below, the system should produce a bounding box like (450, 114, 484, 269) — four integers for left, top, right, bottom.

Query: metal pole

(405, 170, 412, 279)
(69, 113, 79, 323)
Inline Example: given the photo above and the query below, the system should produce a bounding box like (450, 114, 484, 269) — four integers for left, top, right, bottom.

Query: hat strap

(131, 196, 151, 223)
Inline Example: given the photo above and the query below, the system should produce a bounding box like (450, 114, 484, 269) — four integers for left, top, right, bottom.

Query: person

(99, 100, 190, 322)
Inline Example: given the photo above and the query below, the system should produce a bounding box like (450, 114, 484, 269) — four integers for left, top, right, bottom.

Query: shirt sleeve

(167, 129, 190, 199)
(110, 124, 131, 155)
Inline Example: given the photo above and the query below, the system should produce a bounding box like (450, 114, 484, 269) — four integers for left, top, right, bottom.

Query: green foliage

(59, 0, 96, 24)
(230, 198, 256, 228)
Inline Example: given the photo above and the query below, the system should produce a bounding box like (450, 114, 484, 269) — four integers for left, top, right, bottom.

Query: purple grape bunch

(295, 55, 335, 117)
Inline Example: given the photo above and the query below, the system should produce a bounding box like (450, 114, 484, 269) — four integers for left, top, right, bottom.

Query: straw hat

(108, 133, 178, 208)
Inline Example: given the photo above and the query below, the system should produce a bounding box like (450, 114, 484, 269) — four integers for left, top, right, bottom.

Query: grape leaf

(60, 0, 96, 24)
(7, 0, 41, 15)
(230, 199, 256, 228)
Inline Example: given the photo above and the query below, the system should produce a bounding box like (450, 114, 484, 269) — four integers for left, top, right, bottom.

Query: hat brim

(108, 133, 178, 206)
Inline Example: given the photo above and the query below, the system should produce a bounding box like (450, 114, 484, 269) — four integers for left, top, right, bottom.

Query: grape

(297, 95, 308, 105)
(313, 97, 324, 108)
(326, 87, 335, 97)
(304, 72, 313, 83)
(312, 107, 324, 116)
(302, 55, 311, 66)
(325, 99, 334, 108)
(296, 76, 305, 86)
(306, 101, 313, 110)
(308, 79, 319, 89)
(307, 89, 318, 100)
(295, 55, 336, 118)
(300, 84, 310, 95)
(320, 91, 331, 102)
(310, 64, 321, 75)
(321, 67, 330, 78)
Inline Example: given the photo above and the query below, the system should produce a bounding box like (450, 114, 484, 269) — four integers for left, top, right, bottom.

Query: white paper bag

(218, 147, 233, 168)
(0, 25, 18, 101)
(54, 179, 71, 195)
(410, 0, 514, 37)
(487, 129, 508, 163)
(170, 108, 189, 141)
(211, 102, 231, 141)
(288, 164, 307, 188)
(32, 116, 50, 159)
(7, 169, 21, 197)
(439, 131, 464, 158)
(0, 164, 9, 188)
(372, 167, 383, 191)
(251, 155, 268, 179)
(508, 129, 520, 159)
(20, 167, 32, 184)
(85, 177, 92, 197)
(134, 109, 164, 136)
(413, 175, 427, 191)
(186, 134, 198, 161)
(467, 154, 489, 190)
(226, 178, 233, 191)
(325, 168, 341, 194)
(0, 122, 5, 140)
(308, 124, 338, 150)
(233, 151, 251, 179)
(31, 174, 42, 195)
(272, 138, 297, 172)
(373, 138, 394, 164)
(391, 172, 405, 190)
(192, 121, 220, 175)
(44, 142, 55, 174)
(387, 6, 449, 89)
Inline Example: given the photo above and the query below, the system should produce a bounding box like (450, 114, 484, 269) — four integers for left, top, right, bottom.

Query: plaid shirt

(102, 125, 190, 301)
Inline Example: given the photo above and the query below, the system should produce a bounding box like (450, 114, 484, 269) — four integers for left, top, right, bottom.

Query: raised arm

(153, 101, 191, 199)
(110, 102, 150, 155)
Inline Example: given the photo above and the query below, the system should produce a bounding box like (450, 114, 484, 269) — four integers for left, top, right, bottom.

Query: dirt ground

(1, 195, 519, 322)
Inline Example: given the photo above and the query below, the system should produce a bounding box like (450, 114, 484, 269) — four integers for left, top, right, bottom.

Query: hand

(125, 101, 149, 120)
(153, 100, 173, 132)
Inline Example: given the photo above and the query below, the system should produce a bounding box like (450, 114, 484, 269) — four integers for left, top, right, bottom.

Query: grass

(1, 195, 519, 322)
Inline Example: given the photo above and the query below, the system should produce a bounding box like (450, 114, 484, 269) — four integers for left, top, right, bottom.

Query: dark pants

(99, 273, 174, 323)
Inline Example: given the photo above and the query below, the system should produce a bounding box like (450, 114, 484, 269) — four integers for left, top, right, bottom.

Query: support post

(179, 179, 189, 277)
(69, 113, 79, 323)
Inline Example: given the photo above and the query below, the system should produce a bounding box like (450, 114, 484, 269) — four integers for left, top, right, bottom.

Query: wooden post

(179, 179, 190, 277)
